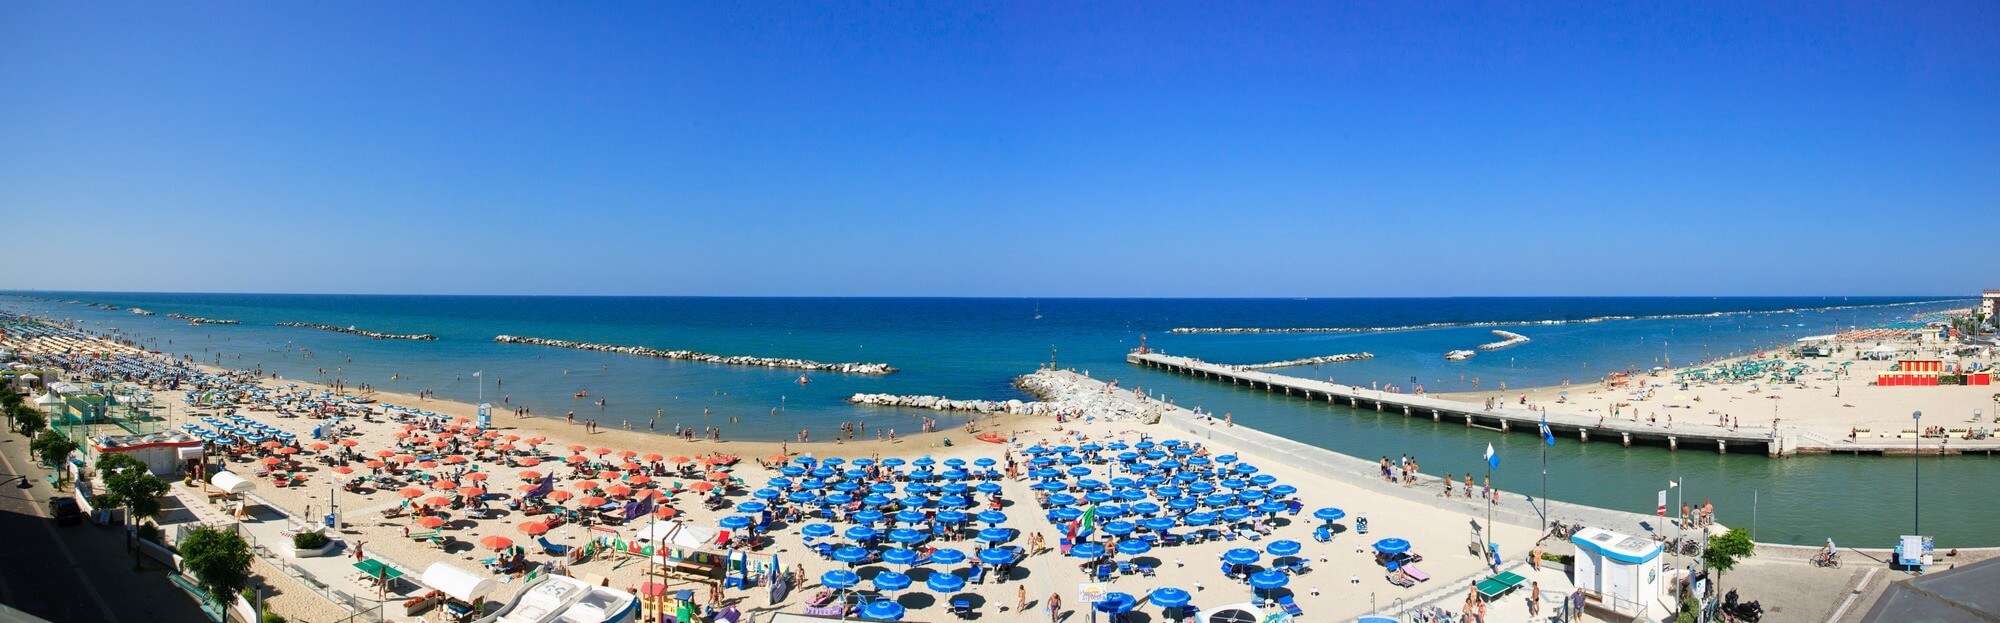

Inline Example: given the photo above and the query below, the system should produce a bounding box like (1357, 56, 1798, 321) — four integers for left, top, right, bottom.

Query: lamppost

(1913, 410, 1922, 535)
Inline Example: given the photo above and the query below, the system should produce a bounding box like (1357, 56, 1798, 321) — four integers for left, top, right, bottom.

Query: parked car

(48, 497, 81, 526)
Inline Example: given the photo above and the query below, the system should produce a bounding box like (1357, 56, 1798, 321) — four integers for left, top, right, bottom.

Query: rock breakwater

(494, 335, 896, 374)
(278, 322, 438, 341)
(846, 393, 1053, 415)
(1237, 352, 1374, 370)
(1478, 330, 1529, 350)
(1166, 298, 1968, 334)
(167, 313, 239, 325)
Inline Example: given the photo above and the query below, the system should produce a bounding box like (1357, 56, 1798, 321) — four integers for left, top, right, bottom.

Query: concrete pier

(1131, 352, 1795, 455)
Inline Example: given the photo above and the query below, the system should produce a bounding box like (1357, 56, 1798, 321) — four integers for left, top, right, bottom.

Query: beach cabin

(416, 562, 499, 619)
(90, 431, 203, 476)
(1570, 528, 1665, 619)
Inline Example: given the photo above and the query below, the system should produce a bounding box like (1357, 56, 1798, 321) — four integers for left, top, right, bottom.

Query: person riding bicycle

(1818, 538, 1838, 565)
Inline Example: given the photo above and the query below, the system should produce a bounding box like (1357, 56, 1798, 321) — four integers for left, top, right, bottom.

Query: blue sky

(2, 2, 1995, 297)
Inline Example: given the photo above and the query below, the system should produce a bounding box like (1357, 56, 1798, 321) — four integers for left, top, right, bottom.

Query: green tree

(180, 526, 253, 610)
(1703, 528, 1757, 588)
(8, 404, 43, 436)
(99, 453, 170, 521)
(29, 431, 77, 467)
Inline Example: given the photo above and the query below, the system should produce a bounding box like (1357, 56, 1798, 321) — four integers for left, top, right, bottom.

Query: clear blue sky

(2, 2, 1995, 297)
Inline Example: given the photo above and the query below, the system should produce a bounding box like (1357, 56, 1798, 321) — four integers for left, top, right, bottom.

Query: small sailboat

(1033, 302, 1043, 320)
(797, 374, 811, 385)
(1445, 350, 1476, 362)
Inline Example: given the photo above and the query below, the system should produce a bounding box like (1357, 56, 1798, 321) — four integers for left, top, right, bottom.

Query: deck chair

(1277, 595, 1304, 617)
(538, 537, 571, 556)
(1094, 563, 1115, 582)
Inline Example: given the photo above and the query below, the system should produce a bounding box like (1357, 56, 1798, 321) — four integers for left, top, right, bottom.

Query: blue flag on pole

(1484, 443, 1499, 469)
(1539, 417, 1555, 446)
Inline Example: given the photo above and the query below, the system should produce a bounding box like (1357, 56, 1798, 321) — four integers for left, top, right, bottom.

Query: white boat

(474, 573, 637, 623)
(1445, 350, 1476, 361)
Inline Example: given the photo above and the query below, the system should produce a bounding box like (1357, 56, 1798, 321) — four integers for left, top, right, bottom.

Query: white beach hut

(209, 470, 257, 495)
(1570, 527, 1665, 618)
(420, 562, 497, 605)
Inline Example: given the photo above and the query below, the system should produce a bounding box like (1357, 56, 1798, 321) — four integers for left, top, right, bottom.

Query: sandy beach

(1440, 334, 1999, 443)
(9, 325, 1607, 623)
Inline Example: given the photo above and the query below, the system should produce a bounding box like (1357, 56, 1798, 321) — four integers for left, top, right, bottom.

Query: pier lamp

(1913, 410, 1922, 536)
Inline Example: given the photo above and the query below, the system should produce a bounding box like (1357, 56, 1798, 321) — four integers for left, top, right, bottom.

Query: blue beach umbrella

(1155, 486, 1184, 499)
(1271, 484, 1298, 497)
(825, 493, 855, 506)
(1314, 508, 1346, 522)
(802, 524, 836, 538)
(1216, 455, 1238, 464)
(935, 510, 967, 525)
(872, 571, 912, 592)
(737, 501, 768, 514)
(974, 458, 997, 467)
(895, 510, 928, 524)
(1220, 508, 1253, 522)
(752, 488, 780, 500)
(1133, 502, 1162, 516)
(1237, 490, 1267, 502)
(943, 458, 966, 468)
(855, 509, 887, 525)
(844, 469, 869, 480)
(1222, 548, 1260, 566)
(1188, 482, 1217, 494)
(1047, 493, 1078, 506)
(1032, 468, 1062, 480)
(1141, 517, 1177, 532)
(852, 458, 875, 467)
(1249, 570, 1289, 593)
(1266, 540, 1302, 557)
(904, 483, 934, 495)
(1250, 474, 1278, 487)
(976, 510, 1008, 525)
(833, 482, 861, 493)
(788, 491, 819, 504)
(1095, 592, 1137, 615)
(719, 516, 753, 530)
(861, 495, 893, 508)
(1032, 481, 1066, 492)
(976, 528, 1013, 544)
(1183, 512, 1215, 526)
(1257, 501, 1287, 515)
(859, 600, 905, 621)
(908, 471, 935, 482)
(811, 468, 836, 479)
(1101, 521, 1137, 536)
(1067, 467, 1092, 478)
(1051, 508, 1083, 522)
(1118, 489, 1147, 502)
(888, 528, 925, 544)
(1096, 506, 1126, 520)
(929, 548, 966, 565)
(1150, 587, 1192, 609)
(1109, 477, 1137, 489)
(821, 570, 859, 589)
(1116, 539, 1152, 556)
(845, 526, 879, 542)
(1203, 494, 1234, 507)
(926, 571, 965, 593)
(883, 547, 919, 567)
(1076, 479, 1105, 490)
(1373, 538, 1412, 555)
(897, 495, 929, 508)
(1070, 542, 1107, 559)
(823, 458, 845, 466)
(977, 547, 1018, 565)
(834, 546, 870, 564)
(869, 483, 898, 495)
(1220, 479, 1248, 490)
(880, 458, 906, 467)
(975, 482, 1002, 494)
(940, 482, 969, 495)
(912, 457, 936, 468)
(937, 495, 971, 508)
(1085, 492, 1114, 505)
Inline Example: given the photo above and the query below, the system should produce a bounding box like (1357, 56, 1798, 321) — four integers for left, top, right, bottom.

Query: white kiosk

(1570, 527, 1665, 618)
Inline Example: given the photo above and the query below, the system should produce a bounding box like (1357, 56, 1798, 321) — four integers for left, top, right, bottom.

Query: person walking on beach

(1047, 592, 1062, 623)
(1528, 581, 1541, 617)
(1016, 585, 1027, 613)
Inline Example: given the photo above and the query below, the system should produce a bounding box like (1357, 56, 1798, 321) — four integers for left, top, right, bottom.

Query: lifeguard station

(1570, 527, 1666, 619)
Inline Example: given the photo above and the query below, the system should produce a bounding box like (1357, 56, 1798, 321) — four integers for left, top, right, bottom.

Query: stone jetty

(846, 393, 1052, 415)
(167, 313, 239, 325)
(1477, 330, 1529, 350)
(1237, 352, 1373, 370)
(845, 369, 1163, 423)
(129, 308, 156, 316)
(494, 335, 896, 374)
(277, 322, 438, 341)
(1166, 298, 1967, 334)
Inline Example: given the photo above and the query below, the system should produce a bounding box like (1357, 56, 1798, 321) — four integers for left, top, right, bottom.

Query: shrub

(292, 531, 330, 550)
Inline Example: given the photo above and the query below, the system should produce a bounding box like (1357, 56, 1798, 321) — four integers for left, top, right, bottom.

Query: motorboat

(474, 573, 637, 623)
(1445, 350, 1475, 361)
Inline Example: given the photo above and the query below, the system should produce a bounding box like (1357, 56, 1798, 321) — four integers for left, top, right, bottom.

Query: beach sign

(1077, 582, 1107, 604)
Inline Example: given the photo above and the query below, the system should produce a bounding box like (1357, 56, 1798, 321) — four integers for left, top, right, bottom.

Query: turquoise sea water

(3, 292, 1986, 546)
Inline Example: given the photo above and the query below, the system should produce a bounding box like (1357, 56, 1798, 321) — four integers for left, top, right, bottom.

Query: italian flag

(1081, 505, 1098, 536)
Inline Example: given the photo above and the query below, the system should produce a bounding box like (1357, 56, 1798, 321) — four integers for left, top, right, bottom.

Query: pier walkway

(1132, 352, 2000, 456)
(1132, 351, 1798, 455)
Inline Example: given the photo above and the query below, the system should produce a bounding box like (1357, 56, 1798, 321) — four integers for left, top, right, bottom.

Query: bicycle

(1811, 551, 1841, 568)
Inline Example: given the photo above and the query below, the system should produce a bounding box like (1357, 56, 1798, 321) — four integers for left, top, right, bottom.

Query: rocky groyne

(278, 322, 438, 341)
(1477, 330, 1529, 350)
(167, 313, 239, 325)
(494, 335, 896, 374)
(846, 393, 1053, 415)
(129, 308, 156, 316)
(1237, 352, 1374, 370)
